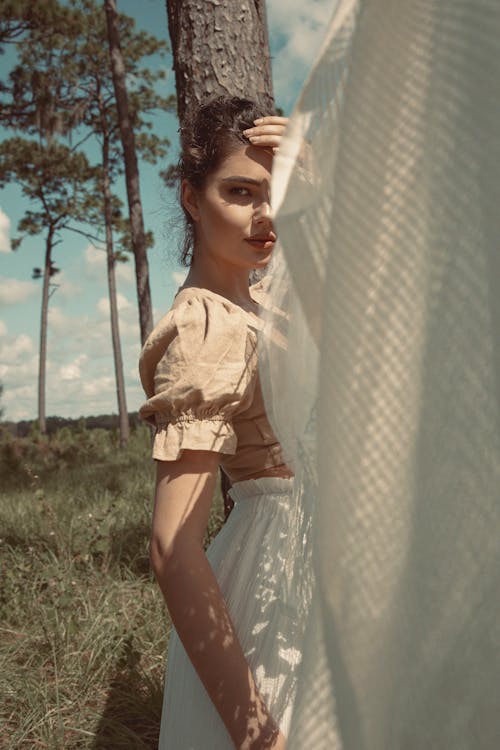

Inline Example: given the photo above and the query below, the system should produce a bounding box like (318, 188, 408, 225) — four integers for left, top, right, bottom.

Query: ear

(181, 179, 200, 222)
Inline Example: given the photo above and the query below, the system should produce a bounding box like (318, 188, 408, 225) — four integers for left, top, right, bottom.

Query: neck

(183, 257, 254, 306)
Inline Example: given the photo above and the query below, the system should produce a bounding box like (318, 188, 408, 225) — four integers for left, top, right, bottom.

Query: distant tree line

(2, 412, 143, 438)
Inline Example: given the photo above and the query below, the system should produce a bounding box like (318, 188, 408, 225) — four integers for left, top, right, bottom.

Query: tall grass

(0, 424, 224, 749)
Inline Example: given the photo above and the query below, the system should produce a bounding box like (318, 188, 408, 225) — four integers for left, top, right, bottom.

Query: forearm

(156, 539, 281, 749)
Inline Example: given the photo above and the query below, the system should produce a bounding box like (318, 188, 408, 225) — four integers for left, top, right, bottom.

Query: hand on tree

(243, 116, 289, 154)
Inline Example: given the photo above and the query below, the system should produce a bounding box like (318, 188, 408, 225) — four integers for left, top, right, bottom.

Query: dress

(159, 474, 311, 748)
(139, 282, 313, 749)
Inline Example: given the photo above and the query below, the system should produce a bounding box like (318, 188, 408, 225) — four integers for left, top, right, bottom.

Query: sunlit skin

(182, 116, 288, 311)
(181, 145, 275, 311)
(151, 116, 289, 750)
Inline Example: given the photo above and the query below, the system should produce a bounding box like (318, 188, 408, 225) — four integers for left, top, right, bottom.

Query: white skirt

(158, 474, 313, 749)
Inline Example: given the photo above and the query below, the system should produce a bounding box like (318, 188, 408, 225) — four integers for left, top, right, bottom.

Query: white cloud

(48, 306, 70, 332)
(0, 353, 38, 382)
(82, 374, 115, 399)
(0, 276, 38, 306)
(0, 331, 39, 419)
(59, 353, 87, 382)
(267, 0, 335, 107)
(117, 262, 134, 284)
(97, 293, 132, 316)
(268, 0, 334, 55)
(0, 207, 11, 253)
(85, 243, 103, 273)
(1, 289, 142, 420)
(47, 301, 140, 358)
(56, 270, 81, 300)
(0, 333, 34, 364)
(85, 243, 134, 284)
(2, 384, 35, 420)
(0, 320, 6, 336)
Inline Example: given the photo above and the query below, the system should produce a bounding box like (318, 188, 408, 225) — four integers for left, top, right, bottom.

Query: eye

(229, 186, 251, 196)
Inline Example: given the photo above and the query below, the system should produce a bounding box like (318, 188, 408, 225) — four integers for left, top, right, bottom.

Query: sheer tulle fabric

(259, 1, 500, 748)
(158, 475, 314, 748)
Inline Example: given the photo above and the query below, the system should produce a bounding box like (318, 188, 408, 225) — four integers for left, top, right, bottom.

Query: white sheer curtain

(259, 1, 500, 747)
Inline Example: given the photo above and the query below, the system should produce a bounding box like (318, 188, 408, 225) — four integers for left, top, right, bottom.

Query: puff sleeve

(138, 292, 258, 461)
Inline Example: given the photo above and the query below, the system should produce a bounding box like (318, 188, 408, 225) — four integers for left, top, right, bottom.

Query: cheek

(206, 202, 250, 235)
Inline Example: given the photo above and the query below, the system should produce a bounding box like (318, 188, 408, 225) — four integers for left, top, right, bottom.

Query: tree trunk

(101, 124, 130, 447)
(166, 0, 275, 123)
(37, 226, 54, 435)
(104, 0, 154, 346)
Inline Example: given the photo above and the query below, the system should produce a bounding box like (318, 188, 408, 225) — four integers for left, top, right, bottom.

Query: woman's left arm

(151, 452, 286, 750)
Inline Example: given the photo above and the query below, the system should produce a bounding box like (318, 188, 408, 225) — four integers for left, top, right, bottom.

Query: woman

(139, 97, 305, 749)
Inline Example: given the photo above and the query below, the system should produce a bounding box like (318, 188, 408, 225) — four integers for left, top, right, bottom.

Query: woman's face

(184, 144, 276, 271)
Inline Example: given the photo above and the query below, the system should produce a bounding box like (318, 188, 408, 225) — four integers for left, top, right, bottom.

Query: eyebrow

(220, 176, 265, 186)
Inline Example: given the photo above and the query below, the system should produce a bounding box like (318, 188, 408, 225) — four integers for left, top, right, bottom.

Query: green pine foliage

(0, 137, 100, 246)
(0, 423, 224, 748)
(0, 0, 176, 438)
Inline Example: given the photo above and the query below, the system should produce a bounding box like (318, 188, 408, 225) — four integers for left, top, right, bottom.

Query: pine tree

(0, 0, 64, 48)
(104, 0, 154, 345)
(0, 138, 99, 433)
(59, 0, 172, 444)
(166, 0, 274, 123)
(71, 0, 173, 347)
(0, 0, 172, 442)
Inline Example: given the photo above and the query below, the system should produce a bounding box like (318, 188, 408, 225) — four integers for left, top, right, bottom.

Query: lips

(245, 232, 277, 250)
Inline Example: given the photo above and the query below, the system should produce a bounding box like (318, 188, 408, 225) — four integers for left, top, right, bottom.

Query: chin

(251, 250, 274, 268)
(251, 257, 272, 270)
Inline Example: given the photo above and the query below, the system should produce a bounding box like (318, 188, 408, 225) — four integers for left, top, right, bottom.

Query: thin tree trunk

(101, 119, 130, 447)
(38, 226, 54, 435)
(104, 0, 153, 346)
(166, 0, 275, 123)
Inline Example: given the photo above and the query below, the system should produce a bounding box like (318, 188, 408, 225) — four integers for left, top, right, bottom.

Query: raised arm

(150, 449, 286, 750)
(243, 115, 289, 153)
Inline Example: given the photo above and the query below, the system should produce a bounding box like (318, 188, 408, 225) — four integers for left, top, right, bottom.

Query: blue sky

(0, 0, 334, 421)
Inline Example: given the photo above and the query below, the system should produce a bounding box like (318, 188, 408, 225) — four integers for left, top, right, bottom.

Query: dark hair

(177, 96, 273, 266)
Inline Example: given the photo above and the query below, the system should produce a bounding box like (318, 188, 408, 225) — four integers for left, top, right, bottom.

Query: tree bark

(37, 226, 54, 435)
(166, 0, 275, 123)
(104, 0, 154, 346)
(100, 101, 130, 448)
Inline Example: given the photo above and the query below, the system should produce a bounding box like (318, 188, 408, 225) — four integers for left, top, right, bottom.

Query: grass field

(0, 424, 224, 749)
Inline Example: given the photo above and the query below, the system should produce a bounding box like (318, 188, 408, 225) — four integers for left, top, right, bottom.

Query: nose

(253, 198, 272, 226)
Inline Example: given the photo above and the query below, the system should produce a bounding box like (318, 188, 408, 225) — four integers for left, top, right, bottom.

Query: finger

(245, 134, 283, 148)
(253, 116, 289, 126)
(243, 125, 286, 137)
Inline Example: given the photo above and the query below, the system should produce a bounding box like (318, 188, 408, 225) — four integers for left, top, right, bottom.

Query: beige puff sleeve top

(139, 286, 287, 482)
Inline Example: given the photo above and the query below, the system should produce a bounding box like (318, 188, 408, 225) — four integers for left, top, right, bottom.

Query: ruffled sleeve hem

(151, 417, 237, 461)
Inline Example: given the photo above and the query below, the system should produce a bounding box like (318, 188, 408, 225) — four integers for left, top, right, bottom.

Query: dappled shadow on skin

(92, 635, 163, 750)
